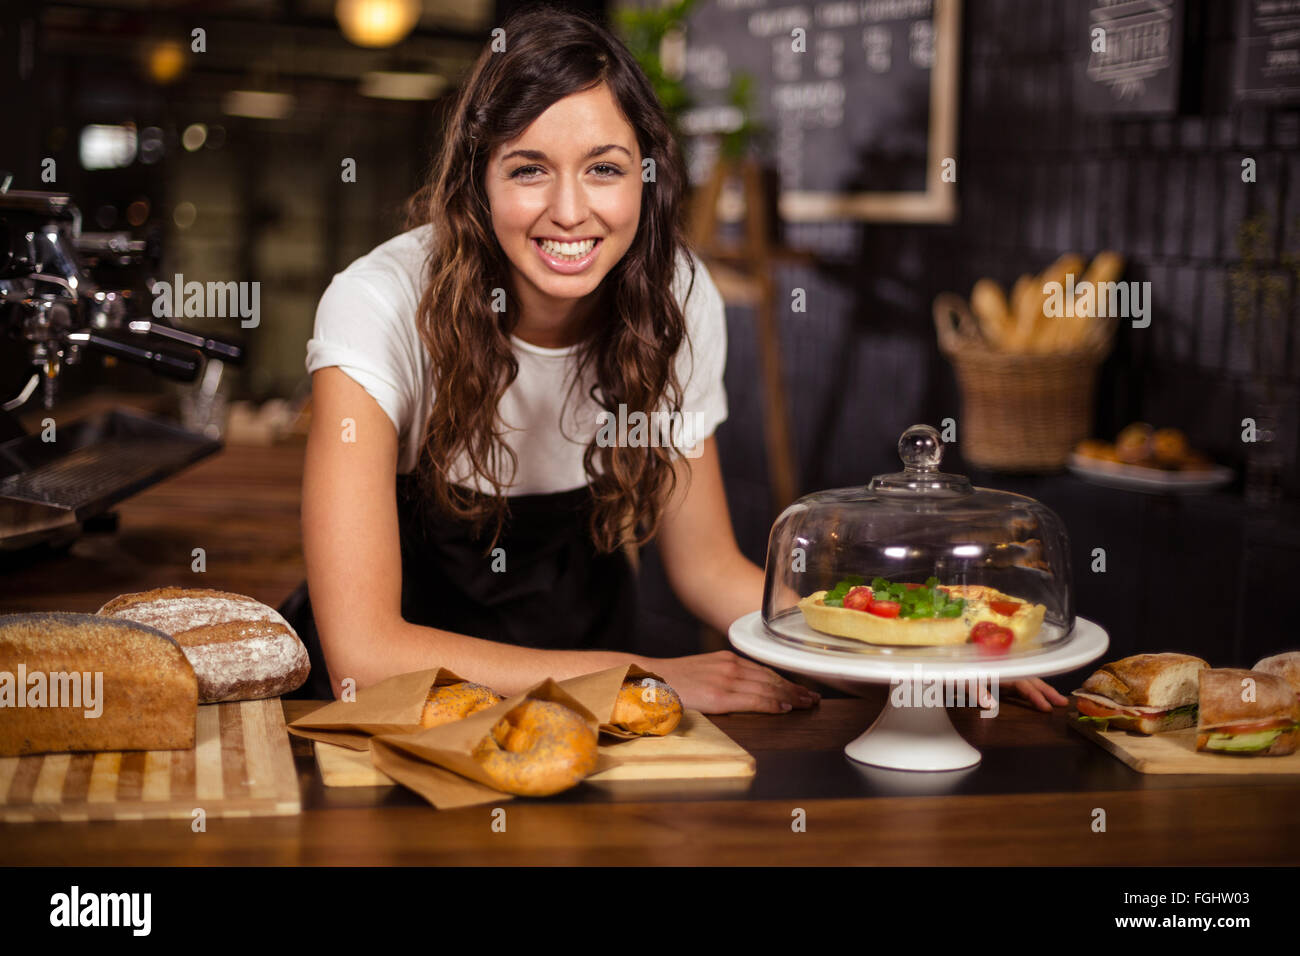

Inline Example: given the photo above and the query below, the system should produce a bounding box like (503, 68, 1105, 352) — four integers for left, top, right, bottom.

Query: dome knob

(899, 424, 943, 472)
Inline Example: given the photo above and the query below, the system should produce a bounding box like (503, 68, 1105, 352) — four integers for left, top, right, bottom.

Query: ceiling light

(336, 0, 420, 48)
(80, 124, 137, 169)
(222, 90, 294, 120)
(182, 123, 207, 151)
(359, 70, 445, 100)
(148, 41, 185, 84)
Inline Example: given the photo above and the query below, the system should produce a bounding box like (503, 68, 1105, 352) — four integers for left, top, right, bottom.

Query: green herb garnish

(827, 575, 965, 618)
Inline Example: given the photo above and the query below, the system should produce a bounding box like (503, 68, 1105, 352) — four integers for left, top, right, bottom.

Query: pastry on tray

(797, 576, 1046, 652)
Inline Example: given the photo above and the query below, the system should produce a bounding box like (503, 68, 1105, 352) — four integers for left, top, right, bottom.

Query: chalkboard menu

(1073, 0, 1184, 115)
(660, 0, 959, 223)
(1236, 0, 1300, 103)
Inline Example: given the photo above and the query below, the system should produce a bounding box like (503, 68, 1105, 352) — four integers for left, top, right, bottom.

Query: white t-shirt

(305, 225, 729, 493)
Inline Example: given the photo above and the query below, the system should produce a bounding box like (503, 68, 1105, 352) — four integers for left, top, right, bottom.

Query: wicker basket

(933, 293, 1116, 472)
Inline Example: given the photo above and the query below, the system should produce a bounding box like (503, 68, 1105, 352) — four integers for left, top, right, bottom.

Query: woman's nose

(547, 173, 590, 226)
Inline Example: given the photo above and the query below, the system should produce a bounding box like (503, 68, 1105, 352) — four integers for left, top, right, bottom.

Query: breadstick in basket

(970, 278, 1015, 349)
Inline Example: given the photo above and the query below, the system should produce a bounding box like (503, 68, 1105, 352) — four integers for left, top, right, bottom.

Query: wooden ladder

(688, 154, 799, 512)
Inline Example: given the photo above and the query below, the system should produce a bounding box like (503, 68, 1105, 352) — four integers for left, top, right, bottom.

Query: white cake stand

(730, 611, 1109, 771)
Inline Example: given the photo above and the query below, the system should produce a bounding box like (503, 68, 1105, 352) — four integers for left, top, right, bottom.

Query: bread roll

(1150, 428, 1190, 467)
(1114, 423, 1154, 464)
(0, 612, 197, 756)
(471, 700, 598, 796)
(611, 678, 683, 735)
(421, 681, 503, 728)
(1079, 653, 1208, 708)
(98, 587, 309, 703)
(1074, 439, 1118, 462)
(1197, 668, 1300, 755)
(1252, 652, 1300, 697)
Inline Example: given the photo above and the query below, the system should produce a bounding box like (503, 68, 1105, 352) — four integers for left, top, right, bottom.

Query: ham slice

(1072, 691, 1183, 716)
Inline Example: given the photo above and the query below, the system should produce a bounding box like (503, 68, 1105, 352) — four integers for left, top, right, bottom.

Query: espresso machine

(0, 188, 243, 550)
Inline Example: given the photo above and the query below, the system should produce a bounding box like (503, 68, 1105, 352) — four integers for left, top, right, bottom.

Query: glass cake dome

(761, 424, 1075, 660)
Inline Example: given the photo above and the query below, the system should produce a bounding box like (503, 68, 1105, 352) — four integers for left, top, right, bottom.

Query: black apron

(279, 475, 638, 700)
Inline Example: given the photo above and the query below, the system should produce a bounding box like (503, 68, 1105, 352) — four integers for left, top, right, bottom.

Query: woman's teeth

(538, 238, 597, 259)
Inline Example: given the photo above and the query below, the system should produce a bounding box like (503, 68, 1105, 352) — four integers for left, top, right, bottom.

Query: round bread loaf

(421, 681, 503, 728)
(97, 587, 309, 703)
(611, 678, 683, 735)
(471, 699, 598, 796)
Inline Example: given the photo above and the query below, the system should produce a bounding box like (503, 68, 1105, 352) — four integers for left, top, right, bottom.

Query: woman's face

(486, 83, 643, 313)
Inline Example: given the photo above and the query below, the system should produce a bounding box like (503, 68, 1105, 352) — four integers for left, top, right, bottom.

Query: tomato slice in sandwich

(1075, 697, 1126, 719)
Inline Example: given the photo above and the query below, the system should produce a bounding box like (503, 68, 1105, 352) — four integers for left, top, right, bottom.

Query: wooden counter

(0, 425, 307, 617)
(2, 694, 1298, 866)
(2, 429, 1298, 865)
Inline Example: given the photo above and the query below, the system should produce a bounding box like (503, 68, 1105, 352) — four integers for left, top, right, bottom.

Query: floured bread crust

(797, 584, 1046, 647)
(98, 587, 309, 703)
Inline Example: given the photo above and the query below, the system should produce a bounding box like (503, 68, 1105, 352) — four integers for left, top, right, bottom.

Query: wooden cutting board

(1069, 719, 1300, 774)
(315, 708, 755, 787)
(0, 698, 301, 822)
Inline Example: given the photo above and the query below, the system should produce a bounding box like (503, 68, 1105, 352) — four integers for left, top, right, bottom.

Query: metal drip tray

(0, 408, 221, 548)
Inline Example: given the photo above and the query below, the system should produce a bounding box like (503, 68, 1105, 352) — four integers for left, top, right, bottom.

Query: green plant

(613, 0, 699, 141)
(720, 69, 765, 160)
(614, 0, 764, 158)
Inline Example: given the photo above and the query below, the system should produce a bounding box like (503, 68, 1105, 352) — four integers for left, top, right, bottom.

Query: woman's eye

(510, 164, 624, 179)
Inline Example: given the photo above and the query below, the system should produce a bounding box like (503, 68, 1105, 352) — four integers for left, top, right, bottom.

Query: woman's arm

(302, 368, 637, 698)
(654, 436, 765, 633)
(303, 370, 815, 713)
(649, 436, 820, 711)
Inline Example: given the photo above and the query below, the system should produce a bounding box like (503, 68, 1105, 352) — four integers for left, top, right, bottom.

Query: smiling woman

(284, 3, 823, 717)
(488, 123, 641, 342)
(408, 15, 681, 554)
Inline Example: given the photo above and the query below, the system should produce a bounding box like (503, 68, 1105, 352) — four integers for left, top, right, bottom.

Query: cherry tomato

(970, 621, 1014, 653)
(904, 582, 921, 590)
(989, 600, 1021, 617)
(843, 586, 873, 612)
(867, 600, 901, 618)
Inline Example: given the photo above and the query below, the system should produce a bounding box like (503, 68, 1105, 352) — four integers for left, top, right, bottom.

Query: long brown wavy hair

(404, 3, 699, 554)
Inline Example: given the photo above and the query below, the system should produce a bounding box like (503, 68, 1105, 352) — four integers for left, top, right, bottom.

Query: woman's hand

(1000, 676, 1069, 711)
(650, 650, 819, 714)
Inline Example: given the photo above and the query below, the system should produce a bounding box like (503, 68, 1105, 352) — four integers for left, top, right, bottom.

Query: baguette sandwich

(1252, 651, 1300, 700)
(1071, 653, 1208, 733)
(1196, 668, 1300, 756)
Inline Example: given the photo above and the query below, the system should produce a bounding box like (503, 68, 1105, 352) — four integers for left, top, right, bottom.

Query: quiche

(797, 576, 1047, 650)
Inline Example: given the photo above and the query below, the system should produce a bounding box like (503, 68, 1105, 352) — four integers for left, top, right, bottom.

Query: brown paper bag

(557, 663, 677, 739)
(369, 677, 620, 810)
(286, 666, 469, 750)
